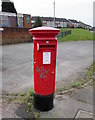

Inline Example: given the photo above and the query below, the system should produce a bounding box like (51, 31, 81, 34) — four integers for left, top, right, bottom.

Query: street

(2, 41, 93, 93)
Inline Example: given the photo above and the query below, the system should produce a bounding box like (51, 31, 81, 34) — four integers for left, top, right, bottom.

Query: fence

(57, 30, 72, 39)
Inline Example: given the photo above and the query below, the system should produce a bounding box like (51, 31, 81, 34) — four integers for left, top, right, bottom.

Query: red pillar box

(29, 27, 60, 111)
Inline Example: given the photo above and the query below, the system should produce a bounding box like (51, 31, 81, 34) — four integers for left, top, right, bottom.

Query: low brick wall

(2, 27, 33, 45)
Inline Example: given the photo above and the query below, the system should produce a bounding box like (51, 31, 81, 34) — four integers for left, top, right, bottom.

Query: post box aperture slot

(43, 52, 51, 64)
(39, 45, 55, 50)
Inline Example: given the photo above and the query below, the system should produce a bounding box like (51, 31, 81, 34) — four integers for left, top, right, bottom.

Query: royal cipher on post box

(29, 27, 60, 111)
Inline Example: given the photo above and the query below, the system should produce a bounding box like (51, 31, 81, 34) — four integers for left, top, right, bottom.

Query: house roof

(68, 19, 79, 23)
(0, 11, 16, 17)
(55, 18, 69, 22)
(31, 16, 69, 22)
(79, 21, 86, 25)
(31, 16, 54, 21)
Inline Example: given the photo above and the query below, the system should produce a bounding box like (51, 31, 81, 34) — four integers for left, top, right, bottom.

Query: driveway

(2, 41, 93, 93)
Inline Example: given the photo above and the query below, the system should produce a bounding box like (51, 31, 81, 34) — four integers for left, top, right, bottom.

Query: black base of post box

(33, 93, 54, 111)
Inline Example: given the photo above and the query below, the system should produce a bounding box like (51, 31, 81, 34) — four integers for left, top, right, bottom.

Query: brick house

(31, 16, 69, 28)
(68, 19, 79, 28)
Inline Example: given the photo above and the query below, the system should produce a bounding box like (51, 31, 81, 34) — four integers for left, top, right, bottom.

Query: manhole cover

(75, 110, 93, 119)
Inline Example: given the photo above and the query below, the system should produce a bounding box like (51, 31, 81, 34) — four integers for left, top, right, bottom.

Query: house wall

(17, 13, 24, 28)
(0, 12, 32, 28)
(57, 21, 63, 28)
(0, 16, 1, 27)
(0, 12, 17, 27)
(23, 14, 31, 28)
(43, 21, 47, 26)
(50, 21, 54, 27)
(0, 28, 3, 45)
(73, 23, 79, 28)
(43, 21, 54, 27)
(47, 21, 51, 27)
(63, 22, 67, 28)
(1, 15, 10, 27)
(9, 16, 17, 28)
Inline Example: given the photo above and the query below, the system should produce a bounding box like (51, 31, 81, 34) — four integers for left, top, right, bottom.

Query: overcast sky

(0, 0, 94, 26)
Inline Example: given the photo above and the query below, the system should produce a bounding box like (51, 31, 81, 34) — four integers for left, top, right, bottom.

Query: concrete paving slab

(40, 85, 93, 118)
(75, 110, 93, 118)
(39, 95, 93, 118)
(2, 41, 93, 93)
(2, 85, 93, 119)
(2, 103, 31, 118)
(69, 86, 93, 105)
(2, 95, 93, 119)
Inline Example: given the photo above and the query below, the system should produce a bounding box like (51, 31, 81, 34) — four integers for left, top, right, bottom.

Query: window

(26, 16, 30, 24)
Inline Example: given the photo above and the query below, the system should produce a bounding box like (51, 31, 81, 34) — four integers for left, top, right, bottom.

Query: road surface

(2, 41, 93, 93)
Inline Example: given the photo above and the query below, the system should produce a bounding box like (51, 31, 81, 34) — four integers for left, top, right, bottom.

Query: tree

(2, 1, 17, 14)
(34, 16, 42, 28)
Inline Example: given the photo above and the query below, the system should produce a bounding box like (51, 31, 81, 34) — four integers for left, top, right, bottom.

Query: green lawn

(58, 28, 93, 42)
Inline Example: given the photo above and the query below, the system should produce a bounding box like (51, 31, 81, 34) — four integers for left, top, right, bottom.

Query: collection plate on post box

(43, 52, 51, 64)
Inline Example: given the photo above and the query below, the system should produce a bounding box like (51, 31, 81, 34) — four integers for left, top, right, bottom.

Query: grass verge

(56, 61, 95, 94)
(58, 28, 93, 42)
(5, 88, 40, 118)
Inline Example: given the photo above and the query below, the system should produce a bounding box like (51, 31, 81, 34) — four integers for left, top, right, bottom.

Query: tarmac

(2, 40, 93, 93)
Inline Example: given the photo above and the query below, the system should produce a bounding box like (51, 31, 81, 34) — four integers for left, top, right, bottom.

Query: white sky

(0, 0, 94, 26)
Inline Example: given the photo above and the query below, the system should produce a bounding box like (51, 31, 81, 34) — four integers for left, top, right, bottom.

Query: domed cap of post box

(29, 27, 60, 39)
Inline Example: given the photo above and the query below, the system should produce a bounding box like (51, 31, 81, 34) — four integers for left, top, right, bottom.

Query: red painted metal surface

(29, 27, 60, 96)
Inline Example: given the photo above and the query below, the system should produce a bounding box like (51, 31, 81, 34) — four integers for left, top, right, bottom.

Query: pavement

(39, 85, 93, 118)
(2, 40, 93, 93)
(2, 85, 94, 119)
